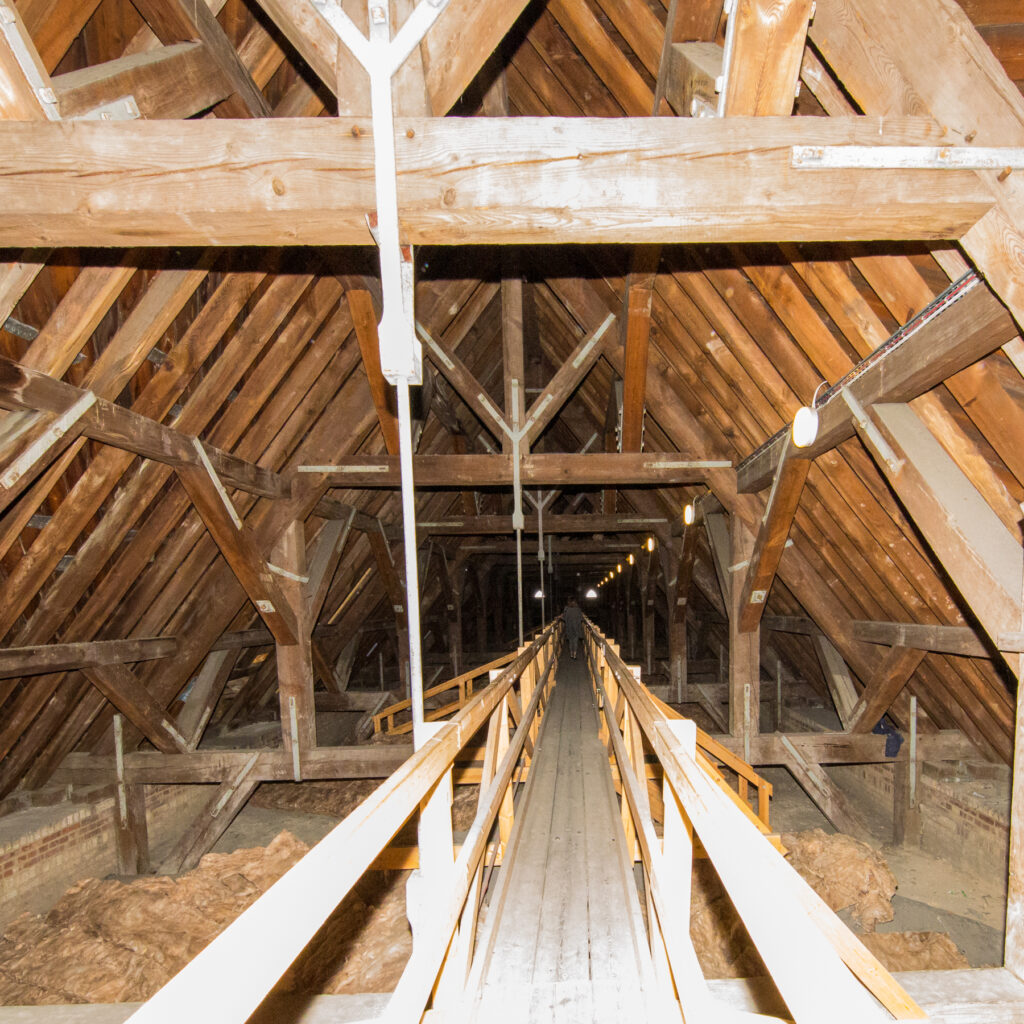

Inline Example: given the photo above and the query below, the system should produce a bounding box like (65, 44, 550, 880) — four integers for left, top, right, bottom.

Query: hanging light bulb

(585, 587, 597, 599)
(616, 563, 622, 574)
(684, 503, 695, 526)
(646, 536, 655, 552)
(628, 553, 635, 565)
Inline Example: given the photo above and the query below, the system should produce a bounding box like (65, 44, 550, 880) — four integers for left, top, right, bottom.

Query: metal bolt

(37, 87, 56, 105)
(370, 4, 386, 23)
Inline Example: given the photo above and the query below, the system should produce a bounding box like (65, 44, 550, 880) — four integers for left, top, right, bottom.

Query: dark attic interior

(3, 0, 1024, 1020)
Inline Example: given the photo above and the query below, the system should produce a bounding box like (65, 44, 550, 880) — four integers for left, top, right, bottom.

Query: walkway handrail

(373, 650, 520, 736)
(584, 620, 926, 1023)
(126, 622, 560, 1024)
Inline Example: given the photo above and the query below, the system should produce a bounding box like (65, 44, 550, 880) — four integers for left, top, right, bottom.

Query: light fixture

(616, 563, 622, 573)
(646, 536, 655, 552)
(585, 588, 597, 599)
(684, 503, 695, 526)
(628, 553, 635, 565)
(792, 405, 819, 448)
(533, 588, 544, 599)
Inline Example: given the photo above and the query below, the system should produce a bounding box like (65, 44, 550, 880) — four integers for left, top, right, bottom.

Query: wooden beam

(737, 432, 809, 632)
(714, 729, 977, 766)
(738, 276, 1018, 492)
(663, 41, 722, 117)
(501, 252, 525, 453)
(273, 520, 316, 760)
(848, 646, 927, 734)
(851, 620, 993, 657)
(0, 2, 52, 119)
(301, 452, 727, 488)
(782, 738, 870, 834)
(53, 43, 233, 121)
(0, 116, 991, 247)
(854, 402, 1023, 650)
(0, 636, 177, 679)
(130, 0, 271, 118)
(763, 614, 824, 636)
(0, 355, 288, 499)
(176, 457, 299, 648)
(521, 313, 616, 448)
(408, 513, 671, 536)
(620, 249, 660, 452)
(812, 635, 860, 730)
(721, 0, 813, 116)
(728, 517, 760, 747)
(54, 744, 412, 785)
(81, 663, 189, 755)
(347, 290, 399, 456)
(419, 323, 510, 443)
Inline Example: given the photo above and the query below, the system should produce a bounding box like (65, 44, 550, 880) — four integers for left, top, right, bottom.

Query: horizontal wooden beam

(738, 275, 1018, 492)
(53, 744, 412, 785)
(403, 513, 672, 536)
(0, 636, 177, 679)
(714, 729, 977, 765)
(0, 355, 287, 498)
(53, 43, 232, 120)
(762, 615, 824, 636)
(851, 619, 996, 657)
(300, 453, 727, 488)
(0, 116, 990, 247)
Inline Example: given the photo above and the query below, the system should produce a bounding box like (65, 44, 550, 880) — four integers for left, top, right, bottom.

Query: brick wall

(837, 760, 1010, 878)
(0, 785, 209, 928)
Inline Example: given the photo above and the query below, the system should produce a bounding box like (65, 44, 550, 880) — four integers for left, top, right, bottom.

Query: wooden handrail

(373, 650, 519, 734)
(126, 624, 559, 1024)
(584, 621, 926, 1022)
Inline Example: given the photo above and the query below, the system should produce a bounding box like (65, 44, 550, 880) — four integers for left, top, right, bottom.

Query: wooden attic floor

(459, 655, 662, 1023)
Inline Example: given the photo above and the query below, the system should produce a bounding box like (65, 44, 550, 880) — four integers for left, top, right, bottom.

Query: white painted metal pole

(396, 379, 426, 748)
(516, 528, 524, 647)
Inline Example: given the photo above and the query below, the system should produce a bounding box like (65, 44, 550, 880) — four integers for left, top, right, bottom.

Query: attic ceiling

(0, 0, 1023, 796)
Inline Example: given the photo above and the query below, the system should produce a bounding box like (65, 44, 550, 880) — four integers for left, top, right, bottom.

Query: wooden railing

(125, 623, 560, 1024)
(373, 650, 519, 736)
(584, 621, 926, 1023)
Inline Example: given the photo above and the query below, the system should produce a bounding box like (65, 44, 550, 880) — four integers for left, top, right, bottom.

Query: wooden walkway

(459, 655, 667, 1022)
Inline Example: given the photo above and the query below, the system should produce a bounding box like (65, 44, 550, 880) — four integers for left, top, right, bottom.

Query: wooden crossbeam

(0, 636, 177, 679)
(81, 663, 188, 755)
(848, 646, 927, 734)
(176, 454, 299, 648)
(521, 313, 615, 448)
(738, 277, 1018, 492)
(54, 744, 412, 784)
(737, 431, 810, 632)
(851, 620, 997, 657)
(407, 513, 671, 536)
(131, 0, 270, 118)
(299, 452, 727, 488)
(0, 117, 991, 247)
(53, 43, 233, 120)
(0, 354, 287, 499)
(420, 323, 511, 443)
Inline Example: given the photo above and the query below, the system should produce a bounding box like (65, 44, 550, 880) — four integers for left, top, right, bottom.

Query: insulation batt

(0, 831, 413, 1004)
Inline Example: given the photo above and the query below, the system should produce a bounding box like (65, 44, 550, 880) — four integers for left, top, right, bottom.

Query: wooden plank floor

(459, 654, 665, 1022)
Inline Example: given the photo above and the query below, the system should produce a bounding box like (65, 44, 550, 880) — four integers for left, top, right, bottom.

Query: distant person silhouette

(563, 596, 583, 659)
